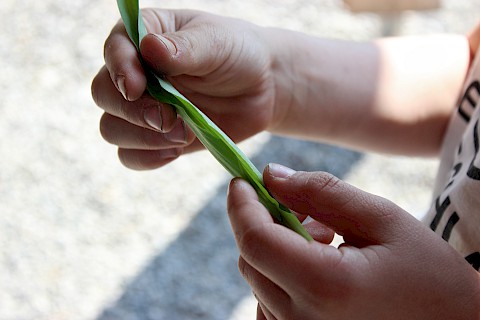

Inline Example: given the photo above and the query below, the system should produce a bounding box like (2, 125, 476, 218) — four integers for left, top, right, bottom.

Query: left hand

(91, 9, 281, 170)
(227, 164, 480, 320)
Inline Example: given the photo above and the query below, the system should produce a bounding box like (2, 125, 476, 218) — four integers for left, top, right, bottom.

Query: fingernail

(115, 75, 128, 100)
(165, 120, 187, 144)
(227, 178, 240, 196)
(152, 34, 177, 56)
(267, 163, 296, 179)
(144, 105, 163, 131)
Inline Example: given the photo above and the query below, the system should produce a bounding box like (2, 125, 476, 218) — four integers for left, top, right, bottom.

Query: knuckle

(140, 8, 167, 33)
(117, 148, 130, 167)
(91, 67, 111, 108)
(99, 114, 115, 143)
(370, 196, 402, 224)
(237, 257, 256, 290)
(117, 148, 148, 170)
(237, 256, 249, 278)
(301, 171, 342, 195)
(117, 148, 144, 170)
(137, 125, 169, 149)
(237, 224, 268, 265)
(90, 75, 101, 107)
(316, 172, 342, 192)
(103, 28, 121, 61)
(139, 131, 159, 149)
(299, 171, 360, 214)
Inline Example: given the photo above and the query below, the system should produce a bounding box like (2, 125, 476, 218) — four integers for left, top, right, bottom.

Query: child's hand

(227, 164, 480, 320)
(91, 9, 279, 170)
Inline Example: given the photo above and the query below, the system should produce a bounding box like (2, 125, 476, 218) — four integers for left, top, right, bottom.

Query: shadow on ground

(97, 136, 362, 320)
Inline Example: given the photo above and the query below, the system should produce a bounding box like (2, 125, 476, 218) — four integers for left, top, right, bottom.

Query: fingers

(140, 28, 226, 78)
(92, 64, 202, 170)
(92, 66, 178, 132)
(227, 178, 345, 298)
(263, 163, 412, 246)
(239, 257, 290, 319)
(101, 8, 182, 102)
(92, 8, 235, 172)
(98, 113, 201, 170)
(303, 220, 335, 243)
(104, 20, 147, 101)
(139, 11, 234, 78)
(227, 178, 276, 242)
(100, 114, 195, 149)
(101, 9, 181, 101)
(103, 7, 235, 100)
(117, 148, 183, 171)
(256, 304, 268, 320)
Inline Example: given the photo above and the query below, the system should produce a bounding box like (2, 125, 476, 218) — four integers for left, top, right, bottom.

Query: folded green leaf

(116, 0, 312, 241)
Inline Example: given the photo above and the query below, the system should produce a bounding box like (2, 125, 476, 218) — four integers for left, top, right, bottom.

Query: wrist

(259, 27, 377, 142)
(259, 26, 297, 133)
(261, 27, 331, 137)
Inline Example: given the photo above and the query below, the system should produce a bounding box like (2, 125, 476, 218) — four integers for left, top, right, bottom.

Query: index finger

(104, 20, 147, 101)
(103, 8, 180, 102)
(226, 178, 345, 297)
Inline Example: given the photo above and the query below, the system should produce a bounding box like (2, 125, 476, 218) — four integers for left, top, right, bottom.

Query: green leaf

(116, 0, 312, 241)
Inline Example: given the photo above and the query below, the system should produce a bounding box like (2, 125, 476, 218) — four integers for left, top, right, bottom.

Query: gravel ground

(0, 0, 478, 319)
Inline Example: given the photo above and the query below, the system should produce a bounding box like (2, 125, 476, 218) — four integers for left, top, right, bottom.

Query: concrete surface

(0, 0, 478, 319)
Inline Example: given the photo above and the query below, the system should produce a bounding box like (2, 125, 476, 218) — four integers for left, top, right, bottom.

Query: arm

(92, 10, 473, 170)
(266, 30, 471, 156)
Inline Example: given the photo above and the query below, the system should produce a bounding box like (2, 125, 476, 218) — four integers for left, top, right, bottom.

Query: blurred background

(0, 0, 478, 319)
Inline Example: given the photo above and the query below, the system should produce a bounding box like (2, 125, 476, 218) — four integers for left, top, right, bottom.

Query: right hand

(227, 164, 480, 320)
(91, 9, 280, 170)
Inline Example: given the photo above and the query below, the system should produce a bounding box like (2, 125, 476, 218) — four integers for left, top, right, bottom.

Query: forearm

(265, 28, 471, 156)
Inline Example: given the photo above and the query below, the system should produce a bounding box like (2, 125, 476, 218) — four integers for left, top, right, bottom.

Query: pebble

(0, 0, 478, 319)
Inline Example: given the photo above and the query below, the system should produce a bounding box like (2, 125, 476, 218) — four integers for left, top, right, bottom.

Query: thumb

(140, 29, 227, 77)
(140, 33, 178, 75)
(263, 163, 412, 247)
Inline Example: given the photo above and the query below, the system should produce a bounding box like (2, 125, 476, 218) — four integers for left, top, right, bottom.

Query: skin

(91, 9, 470, 169)
(227, 164, 480, 319)
(91, 9, 480, 319)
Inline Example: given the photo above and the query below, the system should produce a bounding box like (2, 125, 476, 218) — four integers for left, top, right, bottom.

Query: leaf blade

(116, 0, 312, 241)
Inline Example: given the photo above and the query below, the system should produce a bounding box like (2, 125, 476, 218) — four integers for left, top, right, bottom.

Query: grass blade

(116, 0, 312, 241)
